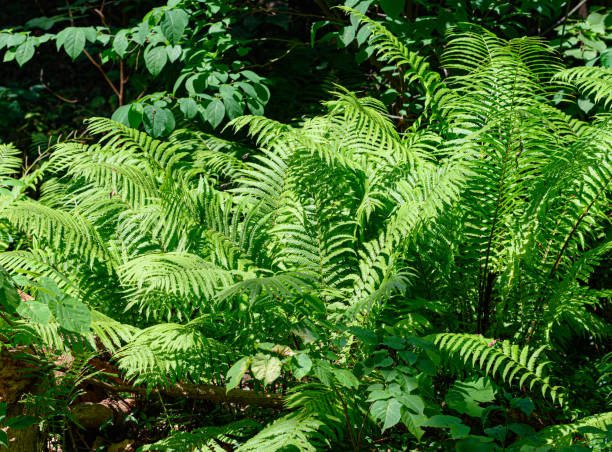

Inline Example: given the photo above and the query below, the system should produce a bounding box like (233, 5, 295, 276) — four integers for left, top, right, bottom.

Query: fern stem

(549, 175, 611, 277)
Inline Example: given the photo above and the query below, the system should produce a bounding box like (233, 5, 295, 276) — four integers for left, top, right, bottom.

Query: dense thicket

(0, 1, 610, 451)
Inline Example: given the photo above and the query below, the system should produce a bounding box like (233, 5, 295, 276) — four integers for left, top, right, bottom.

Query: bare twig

(544, 0, 588, 34)
(82, 49, 121, 100)
(40, 69, 78, 103)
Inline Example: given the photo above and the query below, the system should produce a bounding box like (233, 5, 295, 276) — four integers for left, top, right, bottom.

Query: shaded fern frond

(140, 419, 260, 451)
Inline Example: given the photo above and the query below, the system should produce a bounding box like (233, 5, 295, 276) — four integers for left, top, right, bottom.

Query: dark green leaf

(379, 0, 405, 18)
(63, 27, 86, 60)
(293, 353, 312, 380)
(161, 9, 189, 45)
(113, 30, 129, 58)
(178, 97, 197, 119)
(205, 98, 225, 128)
(15, 39, 34, 66)
(111, 105, 132, 126)
(371, 398, 401, 432)
(145, 46, 168, 76)
(128, 103, 144, 128)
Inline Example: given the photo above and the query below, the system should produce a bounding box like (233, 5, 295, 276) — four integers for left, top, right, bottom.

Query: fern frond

(140, 419, 260, 451)
(434, 333, 563, 403)
(554, 66, 612, 109)
(510, 411, 612, 449)
(237, 413, 324, 452)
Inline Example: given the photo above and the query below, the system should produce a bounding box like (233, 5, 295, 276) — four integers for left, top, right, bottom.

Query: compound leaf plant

(0, 6, 611, 452)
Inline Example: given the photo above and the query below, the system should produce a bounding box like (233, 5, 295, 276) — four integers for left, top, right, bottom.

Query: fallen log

(88, 378, 285, 409)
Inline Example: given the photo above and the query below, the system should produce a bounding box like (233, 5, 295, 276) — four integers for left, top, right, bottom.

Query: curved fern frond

(434, 333, 563, 403)
(510, 411, 612, 449)
(237, 413, 324, 452)
(554, 66, 612, 109)
(141, 419, 260, 451)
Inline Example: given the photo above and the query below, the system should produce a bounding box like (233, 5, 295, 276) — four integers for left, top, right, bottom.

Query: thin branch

(119, 59, 125, 106)
(544, 0, 588, 34)
(549, 176, 611, 277)
(40, 69, 78, 104)
(82, 49, 121, 99)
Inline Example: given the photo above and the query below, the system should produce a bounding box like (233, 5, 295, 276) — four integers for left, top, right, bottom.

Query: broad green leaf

(446, 377, 496, 418)
(219, 85, 243, 119)
(332, 368, 359, 388)
(83, 27, 98, 43)
(111, 105, 132, 127)
(16, 301, 51, 324)
(185, 73, 207, 95)
(143, 105, 173, 138)
(246, 98, 264, 115)
(339, 24, 356, 47)
(449, 423, 471, 439)
(511, 397, 535, 416)
(293, 353, 312, 380)
(3, 48, 16, 62)
(161, 9, 189, 45)
(253, 83, 270, 103)
(166, 45, 181, 62)
(366, 390, 390, 402)
(577, 97, 595, 114)
(236, 81, 257, 99)
(379, 0, 405, 18)
(145, 46, 168, 76)
(36, 277, 61, 304)
(15, 39, 34, 66)
(383, 336, 405, 350)
(6, 34, 26, 48)
(205, 98, 225, 128)
(240, 70, 263, 83)
(49, 296, 91, 334)
(63, 27, 86, 60)
(423, 415, 464, 428)
(371, 398, 402, 432)
(128, 103, 144, 128)
(132, 22, 149, 45)
(226, 356, 251, 392)
(178, 97, 197, 119)
(113, 30, 129, 58)
(398, 394, 424, 415)
(601, 50, 612, 68)
(403, 412, 427, 440)
(356, 24, 371, 45)
(26, 16, 61, 31)
(251, 353, 281, 386)
(311, 21, 331, 47)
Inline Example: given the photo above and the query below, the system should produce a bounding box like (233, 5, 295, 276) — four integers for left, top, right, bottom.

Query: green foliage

(435, 334, 562, 403)
(0, 4, 610, 451)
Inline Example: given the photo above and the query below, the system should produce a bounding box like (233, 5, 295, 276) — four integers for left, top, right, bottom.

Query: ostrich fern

(0, 15, 610, 451)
